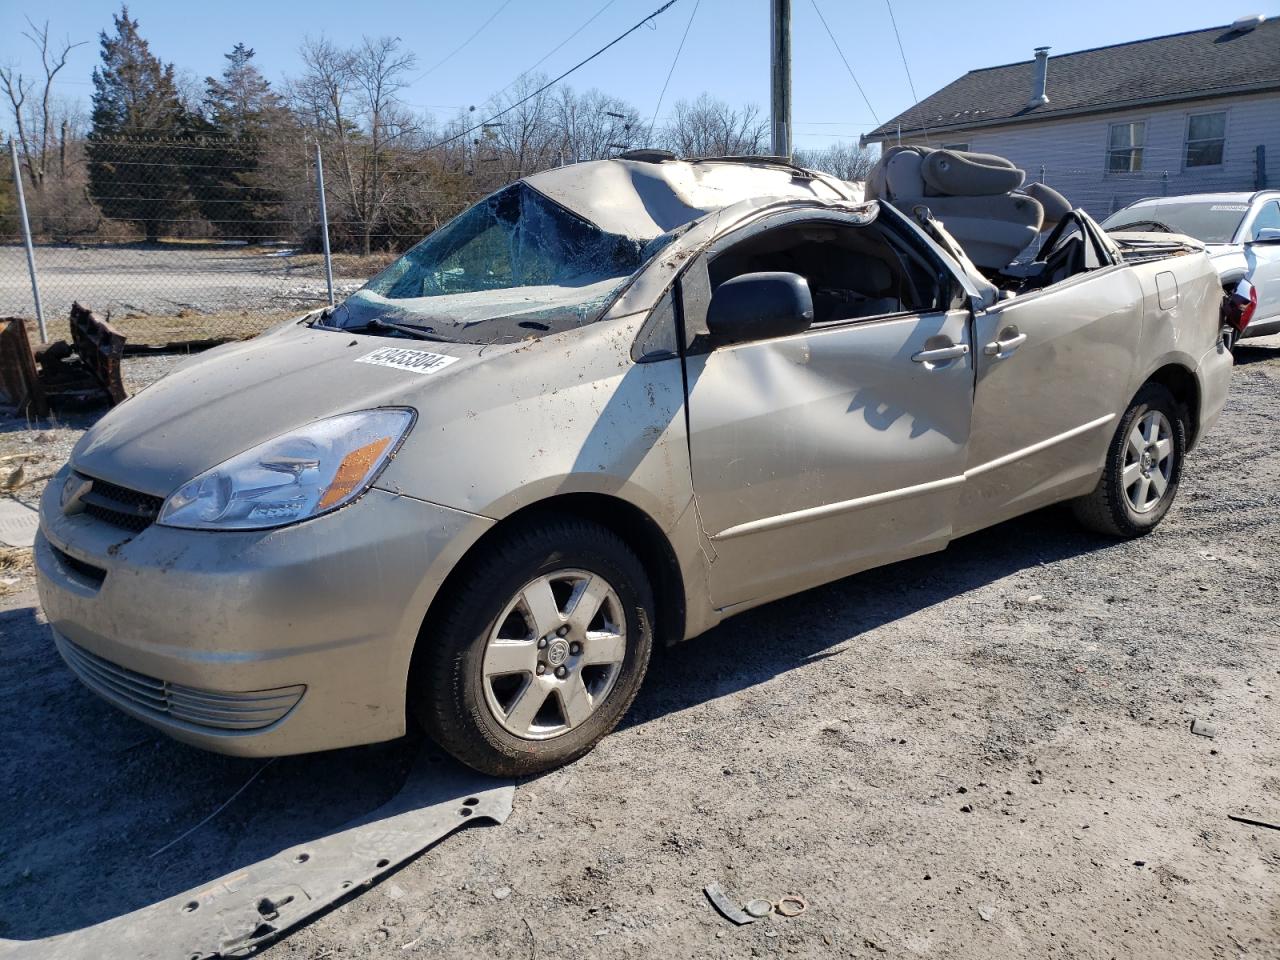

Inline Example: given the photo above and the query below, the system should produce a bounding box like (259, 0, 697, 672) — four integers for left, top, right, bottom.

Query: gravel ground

(0, 339, 1277, 959)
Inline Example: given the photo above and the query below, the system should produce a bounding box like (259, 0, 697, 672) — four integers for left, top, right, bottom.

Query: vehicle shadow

(1232, 342, 1279, 366)
(623, 504, 1112, 729)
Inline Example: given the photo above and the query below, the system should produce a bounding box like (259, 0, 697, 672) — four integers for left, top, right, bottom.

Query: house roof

(864, 17, 1280, 143)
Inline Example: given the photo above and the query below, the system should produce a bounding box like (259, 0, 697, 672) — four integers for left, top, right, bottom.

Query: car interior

(707, 221, 950, 325)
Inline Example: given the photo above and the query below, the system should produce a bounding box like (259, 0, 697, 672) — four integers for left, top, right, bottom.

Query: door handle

(911, 343, 970, 364)
(983, 332, 1028, 358)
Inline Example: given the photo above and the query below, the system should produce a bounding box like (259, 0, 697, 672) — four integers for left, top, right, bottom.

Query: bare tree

(0, 18, 86, 191)
(290, 35, 419, 254)
(553, 87, 640, 163)
(659, 94, 768, 158)
(482, 74, 558, 180)
(793, 141, 878, 182)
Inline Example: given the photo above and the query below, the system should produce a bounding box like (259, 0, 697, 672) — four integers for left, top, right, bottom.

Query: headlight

(157, 408, 414, 530)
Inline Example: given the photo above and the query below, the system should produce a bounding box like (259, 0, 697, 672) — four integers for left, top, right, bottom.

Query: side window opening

(707, 221, 948, 326)
(1250, 201, 1280, 240)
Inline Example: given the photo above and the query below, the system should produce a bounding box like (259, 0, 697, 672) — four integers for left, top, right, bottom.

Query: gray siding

(897, 92, 1279, 218)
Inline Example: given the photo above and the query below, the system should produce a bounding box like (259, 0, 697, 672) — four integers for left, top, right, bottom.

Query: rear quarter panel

(1126, 251, 1228, 443)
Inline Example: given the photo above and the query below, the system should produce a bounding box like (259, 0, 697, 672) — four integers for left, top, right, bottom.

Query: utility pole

(770, 0, 792, 159)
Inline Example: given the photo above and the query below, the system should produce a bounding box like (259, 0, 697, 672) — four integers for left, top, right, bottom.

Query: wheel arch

(412, 493, 687, 667)
(1143, 362, 1202, 449)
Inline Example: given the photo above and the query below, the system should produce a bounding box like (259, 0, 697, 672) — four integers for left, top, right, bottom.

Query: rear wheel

(417, 516, 654, 776)
(1071, 383, 1186, 537)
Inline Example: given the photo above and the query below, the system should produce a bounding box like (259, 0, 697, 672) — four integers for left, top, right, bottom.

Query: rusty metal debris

(68, 303, 127, 404)
(1, 306, 129, 414)
(0, 317, 49, 417)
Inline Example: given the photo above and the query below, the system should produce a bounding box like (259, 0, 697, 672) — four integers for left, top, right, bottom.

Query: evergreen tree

(190, 43, 287, 240)
(86, 6, 191, 242)
(204, 44, 279, 139)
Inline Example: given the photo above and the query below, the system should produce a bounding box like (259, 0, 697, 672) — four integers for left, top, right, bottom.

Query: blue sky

(0, 0, 1252, 148)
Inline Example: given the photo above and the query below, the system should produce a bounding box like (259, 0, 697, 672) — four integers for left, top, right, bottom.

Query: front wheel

(417, 517, 654, 777)
(1071, 383, 1187, 538)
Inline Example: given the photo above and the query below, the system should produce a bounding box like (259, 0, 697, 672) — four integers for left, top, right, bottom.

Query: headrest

(857, 258, 895, 296)
(921, 150, 1024, 196)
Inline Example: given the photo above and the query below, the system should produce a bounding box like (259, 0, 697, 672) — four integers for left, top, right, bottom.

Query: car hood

(71, 321, 520, 498)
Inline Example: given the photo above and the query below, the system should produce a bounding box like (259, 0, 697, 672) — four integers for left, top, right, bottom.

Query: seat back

(867, 146, 1058, 270)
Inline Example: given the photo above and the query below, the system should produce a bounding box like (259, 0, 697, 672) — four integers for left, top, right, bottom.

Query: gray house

(861, 15, 1280, 217)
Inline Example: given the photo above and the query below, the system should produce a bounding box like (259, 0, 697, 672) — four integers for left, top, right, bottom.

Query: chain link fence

(0, 136, 499, 348)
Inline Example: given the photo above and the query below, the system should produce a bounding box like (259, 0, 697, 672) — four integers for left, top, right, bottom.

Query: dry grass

(283, 251, 398, 279)
(0, 545, 33, 595)
(104, 308, 303, 345)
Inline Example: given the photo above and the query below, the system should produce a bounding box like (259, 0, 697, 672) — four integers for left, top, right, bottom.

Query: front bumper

(36, 472, 492, 756)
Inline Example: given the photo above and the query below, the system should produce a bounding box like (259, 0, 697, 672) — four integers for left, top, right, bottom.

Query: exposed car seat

(866, 146, 1071, 271)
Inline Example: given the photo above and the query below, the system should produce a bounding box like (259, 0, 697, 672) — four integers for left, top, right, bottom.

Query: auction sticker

(356, 346, 459, 375)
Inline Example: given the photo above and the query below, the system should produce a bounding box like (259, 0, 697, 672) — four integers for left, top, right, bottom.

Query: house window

(1185, 112, 1226, 168)
(1107, 121, 1145, 173)
(941, 142, 969, 152)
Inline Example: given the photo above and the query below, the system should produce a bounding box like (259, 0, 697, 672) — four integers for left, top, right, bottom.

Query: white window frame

(1183, 110, 1227, 171)
(1106, 120, 1146, 175)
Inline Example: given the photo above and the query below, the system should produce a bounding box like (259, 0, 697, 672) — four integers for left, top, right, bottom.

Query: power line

(495, 0, 622, 100)
(410, 0, 517, 82)
(808, 0, 880, 127)
(884, 0, 930, 143)
(648, 0, 701, 137)
(423, 0, 682, 152)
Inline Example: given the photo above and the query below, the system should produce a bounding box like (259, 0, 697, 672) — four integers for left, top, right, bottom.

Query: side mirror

(706, 272, 814, 346)
(1249, 227, 1280, 245)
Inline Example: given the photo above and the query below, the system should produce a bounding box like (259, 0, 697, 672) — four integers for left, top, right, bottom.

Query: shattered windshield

(332, 182, 662, 342)
(1102, 200, 1248, 244)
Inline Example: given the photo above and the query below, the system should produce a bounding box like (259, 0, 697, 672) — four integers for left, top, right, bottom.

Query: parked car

(1103, 191, 1280, 343)
(36, 156, 1233, 776)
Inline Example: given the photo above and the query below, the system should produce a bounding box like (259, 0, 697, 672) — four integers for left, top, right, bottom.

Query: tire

(1071, 383, 1187, 538)
(417, 516, 654, 777)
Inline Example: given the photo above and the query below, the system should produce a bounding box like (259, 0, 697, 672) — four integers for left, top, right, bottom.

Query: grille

(55, 633, 305, 732)
(76, 473, 164, 533)
(50, 544, 107, 586)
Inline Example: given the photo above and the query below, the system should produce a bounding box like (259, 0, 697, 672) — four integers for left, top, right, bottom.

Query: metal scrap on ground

(1, 750, 514, 960)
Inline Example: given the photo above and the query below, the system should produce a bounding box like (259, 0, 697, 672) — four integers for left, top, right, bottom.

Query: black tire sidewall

(424, 519, 654, 775)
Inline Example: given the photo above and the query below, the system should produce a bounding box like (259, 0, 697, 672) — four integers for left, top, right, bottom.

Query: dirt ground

(1, 340, 1278, 960)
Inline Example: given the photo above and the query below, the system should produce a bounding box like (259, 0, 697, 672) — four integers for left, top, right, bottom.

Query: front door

(681, 211, 975, 611)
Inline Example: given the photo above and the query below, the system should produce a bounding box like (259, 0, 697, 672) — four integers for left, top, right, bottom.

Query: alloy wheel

(1123, 410, 1174, 514)
(481, 569, 627, 740)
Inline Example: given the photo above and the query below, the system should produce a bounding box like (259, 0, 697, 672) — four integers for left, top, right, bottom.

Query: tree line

(2, 5, 876, 253)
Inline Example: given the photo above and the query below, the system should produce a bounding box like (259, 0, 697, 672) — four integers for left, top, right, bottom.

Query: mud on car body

(37, 155, 1232, 775)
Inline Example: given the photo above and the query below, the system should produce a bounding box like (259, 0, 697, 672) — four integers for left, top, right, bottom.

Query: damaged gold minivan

(37, 154, 1232, 775)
